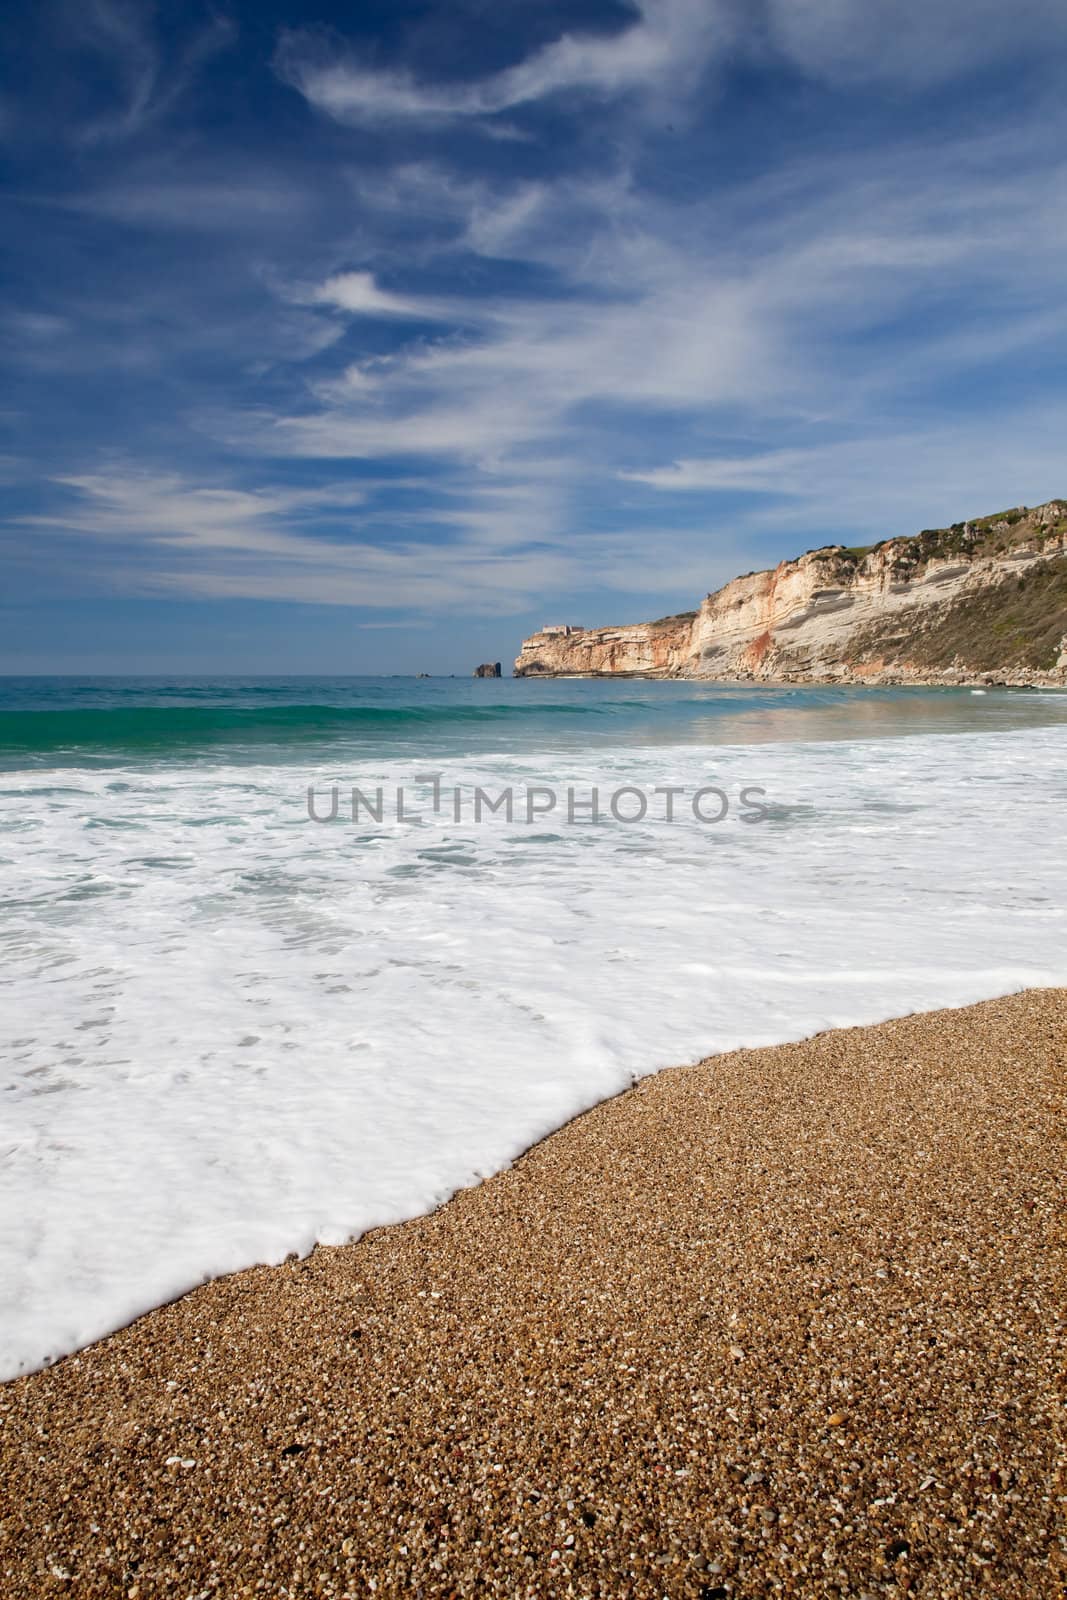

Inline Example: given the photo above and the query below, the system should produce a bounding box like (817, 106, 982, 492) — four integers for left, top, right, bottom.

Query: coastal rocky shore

(514, 501, 1067, 686)
(2, 990, 1062, 1597)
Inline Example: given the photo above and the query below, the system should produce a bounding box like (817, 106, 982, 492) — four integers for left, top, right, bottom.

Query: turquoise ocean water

(3, 673, 1067, 766)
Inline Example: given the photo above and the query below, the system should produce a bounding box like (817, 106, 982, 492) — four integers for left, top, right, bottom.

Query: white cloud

(261, 390, 552, 463)
(623, 450, 816, 492)
(310, 271, 451, 320)
(4, 311, 70, 340)
(70, 1, 236, 143)
(276, 0, 731, 125)
(764, 0, 1067, 89)
(15, 466, 744, 613)
(13, 470, 570, 611)
(39, 473, 367, 554)
(71, 177, 312, 231)
(621, 409, 1067, 542)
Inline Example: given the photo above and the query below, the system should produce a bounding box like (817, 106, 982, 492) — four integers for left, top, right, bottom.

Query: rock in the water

(473, 662, 502, 678)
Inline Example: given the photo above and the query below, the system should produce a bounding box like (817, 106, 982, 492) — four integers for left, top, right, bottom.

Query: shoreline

(2, 990, 1063, 1596)
(512, 670, 1067, 688)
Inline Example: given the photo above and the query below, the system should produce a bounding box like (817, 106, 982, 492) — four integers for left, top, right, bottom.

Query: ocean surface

(3, 675, 1067, 1379)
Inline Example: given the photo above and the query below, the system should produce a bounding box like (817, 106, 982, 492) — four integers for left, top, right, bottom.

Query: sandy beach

(2, 989, 1063, 1598)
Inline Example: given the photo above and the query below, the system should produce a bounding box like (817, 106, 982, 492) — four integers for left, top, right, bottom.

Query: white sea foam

(2, 724, 1066, 1378)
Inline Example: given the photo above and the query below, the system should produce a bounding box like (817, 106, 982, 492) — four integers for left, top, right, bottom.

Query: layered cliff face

(514, 616, 696, 677)
(514, 502, 1067, 685)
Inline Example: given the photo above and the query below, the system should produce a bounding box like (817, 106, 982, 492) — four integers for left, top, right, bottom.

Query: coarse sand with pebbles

(1, 989, 1064, 1599)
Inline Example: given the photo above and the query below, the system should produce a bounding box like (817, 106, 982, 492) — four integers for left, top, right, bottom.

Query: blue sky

(2, 0, 1066, 673)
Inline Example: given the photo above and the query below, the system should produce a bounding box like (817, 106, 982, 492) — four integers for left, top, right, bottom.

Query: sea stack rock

(473, 662, 502, 678)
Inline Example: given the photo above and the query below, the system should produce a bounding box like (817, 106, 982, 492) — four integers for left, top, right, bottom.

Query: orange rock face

(513, 616, 695, 677)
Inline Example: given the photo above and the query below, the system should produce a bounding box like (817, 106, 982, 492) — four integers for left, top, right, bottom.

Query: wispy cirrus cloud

(276, 0, 731, 127)
(621, 407, 1067, 539)
(68, 175, 314, 231)
(762, 0, 1067, 88)
(277, 0, 1067, 135)
(239, 121, 1067, 482)
(66, 0, 236, 143)
(15, 470, 561, 610)
(14, 465, 741, 612)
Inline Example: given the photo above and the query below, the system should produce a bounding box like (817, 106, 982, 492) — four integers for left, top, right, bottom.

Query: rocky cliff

(514, 502, 1067, 686)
